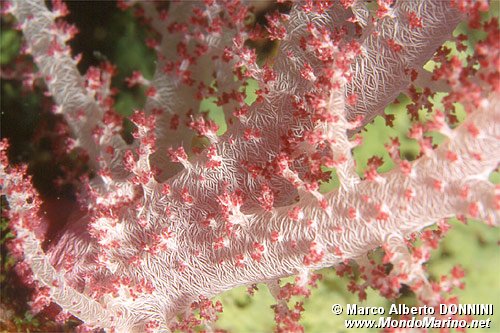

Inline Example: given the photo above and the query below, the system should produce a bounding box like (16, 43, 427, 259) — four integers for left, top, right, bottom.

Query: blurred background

(1, 1, 499, 332)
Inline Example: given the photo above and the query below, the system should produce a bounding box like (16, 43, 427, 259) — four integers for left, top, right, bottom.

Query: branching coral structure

(1, 0, 499, 332)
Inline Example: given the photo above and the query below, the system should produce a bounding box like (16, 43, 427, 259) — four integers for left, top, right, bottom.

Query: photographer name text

(346, 303, 494, 316)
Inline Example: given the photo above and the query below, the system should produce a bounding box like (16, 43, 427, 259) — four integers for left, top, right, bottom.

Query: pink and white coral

(1, 0, 498, 332)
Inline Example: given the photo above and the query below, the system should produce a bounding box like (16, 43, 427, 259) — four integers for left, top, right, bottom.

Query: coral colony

(1, 0, 498, 332)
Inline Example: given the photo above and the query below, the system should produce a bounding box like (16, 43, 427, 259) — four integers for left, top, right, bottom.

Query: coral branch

(10, 0, 128, 176)
(59, 93, 494, 330)
(347, 0, 463, 131)
(0, 143, 124, 330)
(1, 0, 498, 331)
